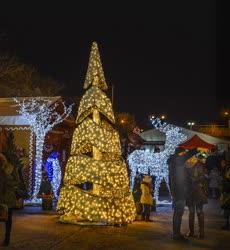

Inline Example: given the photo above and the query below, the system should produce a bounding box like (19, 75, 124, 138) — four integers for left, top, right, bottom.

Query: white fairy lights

(128, 118, 187, 203)
(14, 97, 73, 200)
(57, 42, 136, 225)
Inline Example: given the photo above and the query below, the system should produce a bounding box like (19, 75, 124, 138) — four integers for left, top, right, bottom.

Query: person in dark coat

(205, 147, 220, 173)
(220, 160, 230, 230)
(0, 153, 19, 246)
(132, 171, 142, 218)
(37, 173, 53, 210)
(208, 167, 222, 199)
(167, 147, 198, 241)
(185, 155, 208, 239)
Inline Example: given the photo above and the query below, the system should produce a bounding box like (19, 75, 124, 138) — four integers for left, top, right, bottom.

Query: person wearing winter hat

(140, 175, 153, 222)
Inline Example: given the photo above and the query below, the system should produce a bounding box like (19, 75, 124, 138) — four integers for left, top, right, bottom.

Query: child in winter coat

(140, 175, 153, 222)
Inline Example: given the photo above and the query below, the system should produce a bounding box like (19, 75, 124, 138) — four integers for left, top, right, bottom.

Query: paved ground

(0, 199, 229, 250)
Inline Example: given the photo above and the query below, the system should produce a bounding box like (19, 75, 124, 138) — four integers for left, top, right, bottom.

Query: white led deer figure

(128, 118, 187, 203)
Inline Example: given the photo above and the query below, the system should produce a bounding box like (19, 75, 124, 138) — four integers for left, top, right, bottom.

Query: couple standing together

(168, 147, 208, 241)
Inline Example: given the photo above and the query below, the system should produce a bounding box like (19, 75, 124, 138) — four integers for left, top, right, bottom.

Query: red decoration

(179, 135, 215, 150)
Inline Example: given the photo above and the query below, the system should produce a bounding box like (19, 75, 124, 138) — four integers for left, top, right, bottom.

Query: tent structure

(179, 134, 215, 150)
(140, 127, 230, 147)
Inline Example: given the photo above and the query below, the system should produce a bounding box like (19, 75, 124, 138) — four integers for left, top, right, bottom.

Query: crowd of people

(167, 146, 230, 241)
(131, 146, 230, 242)
(1, 145, 230, 246)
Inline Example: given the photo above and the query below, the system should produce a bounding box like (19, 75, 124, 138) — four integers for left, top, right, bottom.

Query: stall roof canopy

(140, 127, 230, 145)
(140, 129, 166, 142)
(179, 134, 215, 150)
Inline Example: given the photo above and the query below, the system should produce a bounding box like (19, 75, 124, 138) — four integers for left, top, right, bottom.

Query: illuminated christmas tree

(57, 42, 136, 225)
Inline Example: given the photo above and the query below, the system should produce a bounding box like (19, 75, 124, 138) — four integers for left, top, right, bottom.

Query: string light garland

(14, 97, 73, 201)
(57, 42, 136, 225)
(128, 118, 187, 203)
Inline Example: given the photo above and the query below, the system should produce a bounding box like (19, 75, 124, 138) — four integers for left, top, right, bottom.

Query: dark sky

(0, 1, 228, 128)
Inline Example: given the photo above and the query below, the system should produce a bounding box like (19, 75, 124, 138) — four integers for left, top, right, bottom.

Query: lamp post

(112, 84, 114, 107)
(149, 114, 155, 121)
(187, 121, 195, 130)
(223, 110, 230, 128)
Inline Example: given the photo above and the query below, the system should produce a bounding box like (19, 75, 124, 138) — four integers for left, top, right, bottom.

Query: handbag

(0, 204, 8, 222)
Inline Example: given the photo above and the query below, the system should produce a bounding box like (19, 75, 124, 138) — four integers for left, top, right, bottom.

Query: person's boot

(197, 213, 204, 239)
(3, 217, 11, 246)
(2, 238, 10, 246)
(186, 212, 195, 237)
(172, 211, 188, 241)
(145, 215, 153, 222)
(141, 214, 145, 221)
(2, 232, 10, 246)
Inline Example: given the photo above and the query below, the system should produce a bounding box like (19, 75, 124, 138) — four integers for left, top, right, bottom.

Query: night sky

(0, 1, 228, 128)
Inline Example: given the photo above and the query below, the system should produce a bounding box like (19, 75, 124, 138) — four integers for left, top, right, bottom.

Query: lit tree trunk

(92, 108, 102, 195)
(33, 135, 45, 197)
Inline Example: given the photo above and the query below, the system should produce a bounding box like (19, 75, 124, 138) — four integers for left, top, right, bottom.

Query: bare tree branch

(0, 55, 63, 97)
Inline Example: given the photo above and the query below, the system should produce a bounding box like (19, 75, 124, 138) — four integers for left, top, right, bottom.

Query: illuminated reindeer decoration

(128, 118, 187, 203)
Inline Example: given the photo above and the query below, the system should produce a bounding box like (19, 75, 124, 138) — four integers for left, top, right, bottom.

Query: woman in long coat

(185, 155, 208, 239)
(0, 153, 18, 246)
(132, 172, 142, 217)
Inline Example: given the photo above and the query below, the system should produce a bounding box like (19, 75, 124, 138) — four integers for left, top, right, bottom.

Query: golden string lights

(57, 42, 136, 225)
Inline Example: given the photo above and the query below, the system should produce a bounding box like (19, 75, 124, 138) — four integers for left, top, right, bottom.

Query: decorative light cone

(57, 42, 136, 225)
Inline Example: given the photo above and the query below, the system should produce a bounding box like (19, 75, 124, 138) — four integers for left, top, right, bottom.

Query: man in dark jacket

(168, 147, 198, 241)
(132, 171, 142, 218)
(205, 147, 220, 173)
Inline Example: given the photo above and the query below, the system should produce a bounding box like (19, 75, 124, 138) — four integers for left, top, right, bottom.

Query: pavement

(0, 199, 229, 250)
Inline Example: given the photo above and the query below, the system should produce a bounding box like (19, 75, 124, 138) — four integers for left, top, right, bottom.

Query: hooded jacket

(140, 176, 153, 205)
